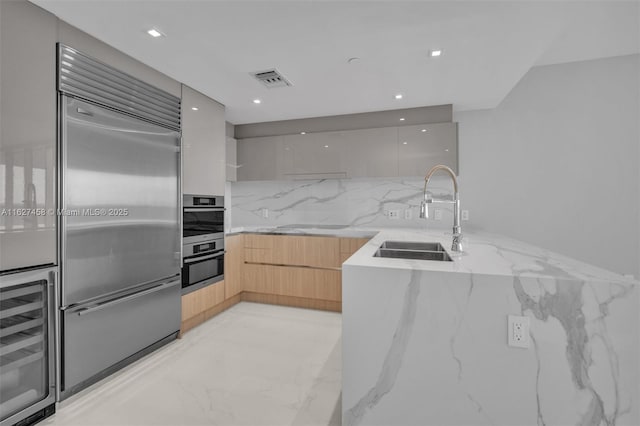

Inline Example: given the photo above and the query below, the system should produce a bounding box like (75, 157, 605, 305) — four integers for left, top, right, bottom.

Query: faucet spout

(421, 165, 463, 252)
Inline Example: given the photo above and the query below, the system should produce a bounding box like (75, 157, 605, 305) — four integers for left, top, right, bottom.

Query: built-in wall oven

(183, 195, 224, 244)
(182, 195, 225, 294)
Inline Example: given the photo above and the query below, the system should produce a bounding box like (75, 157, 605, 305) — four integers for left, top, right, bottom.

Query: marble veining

(343, 269, 421, 426)
(230, 177, 455, 229)
(342, 228, 638, 426)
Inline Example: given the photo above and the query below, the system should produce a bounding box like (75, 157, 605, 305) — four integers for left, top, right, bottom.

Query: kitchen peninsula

(342, 229, 639, 426)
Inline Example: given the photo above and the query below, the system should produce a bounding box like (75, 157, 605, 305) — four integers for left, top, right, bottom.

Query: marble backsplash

(227, 176, 459, 230)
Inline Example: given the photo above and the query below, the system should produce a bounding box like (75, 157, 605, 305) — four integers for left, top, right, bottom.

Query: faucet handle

(452, 233, 463, 252)
(419, 200, 428, 219)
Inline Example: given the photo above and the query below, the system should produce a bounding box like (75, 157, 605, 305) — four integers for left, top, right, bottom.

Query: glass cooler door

(0, 267, 55, 424)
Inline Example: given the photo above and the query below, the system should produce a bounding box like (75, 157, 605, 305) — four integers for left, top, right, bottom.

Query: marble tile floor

(42, 302, 343, 426)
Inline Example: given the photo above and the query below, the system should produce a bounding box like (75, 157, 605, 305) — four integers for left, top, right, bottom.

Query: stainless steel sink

(374, 241, 453, 262)
(379, 241, 446, 252)
(374, 249, 453, 262)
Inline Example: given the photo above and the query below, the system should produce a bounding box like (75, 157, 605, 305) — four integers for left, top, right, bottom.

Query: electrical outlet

(261, 208, 269, 218)
(388, 209, 400, 219)
(404, 209, 412, 220)
(461, 210, 469, 221)
(434, 209, 443, 220)
(508, 315, 530, 348)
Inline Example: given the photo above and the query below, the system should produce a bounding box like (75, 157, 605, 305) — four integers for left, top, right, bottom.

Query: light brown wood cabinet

(180, 280, 227, 334)
(241, 234, 370, 311)
(181, 233, 370, 332)
(224, 234, 244, 299)
(244, 234, 342, 269)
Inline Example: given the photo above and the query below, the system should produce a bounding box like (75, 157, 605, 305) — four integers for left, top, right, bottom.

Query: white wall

(456, 54, 640, 277)
(229, 54, 639, 277)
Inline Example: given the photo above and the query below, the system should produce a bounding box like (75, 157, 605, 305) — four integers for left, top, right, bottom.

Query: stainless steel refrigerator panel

(62, 97, 180, 306)
(62, 278, 180, 393)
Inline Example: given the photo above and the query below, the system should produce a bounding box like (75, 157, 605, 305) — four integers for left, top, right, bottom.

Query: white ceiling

(32, 1, 639, 124)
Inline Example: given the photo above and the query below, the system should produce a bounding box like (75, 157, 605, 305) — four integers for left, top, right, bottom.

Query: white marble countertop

(344, 228, 638, 284)
(228, 225, 637, 284)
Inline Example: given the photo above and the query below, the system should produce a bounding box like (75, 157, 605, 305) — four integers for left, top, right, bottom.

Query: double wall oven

(182, 195, 225, 294)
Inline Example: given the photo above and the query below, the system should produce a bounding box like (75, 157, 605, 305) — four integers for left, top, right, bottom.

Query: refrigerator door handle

(75, 278, 181, 317)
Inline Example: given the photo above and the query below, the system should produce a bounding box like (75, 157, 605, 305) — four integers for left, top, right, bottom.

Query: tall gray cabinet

(0, 0, 58, 271)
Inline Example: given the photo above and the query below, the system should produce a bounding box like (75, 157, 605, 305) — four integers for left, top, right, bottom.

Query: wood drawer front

(244, 247, 273, 264)
(244, 234, 273, 249)
(243, 263, 276, 294)
(276, 266, 341, 301)
(243, 264, 341, 302)
(302, 236, 340, 269)
(244, 234, 341, 269)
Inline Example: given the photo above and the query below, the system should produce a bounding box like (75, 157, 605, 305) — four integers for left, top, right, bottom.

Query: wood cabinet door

(224, 235, 245, 299)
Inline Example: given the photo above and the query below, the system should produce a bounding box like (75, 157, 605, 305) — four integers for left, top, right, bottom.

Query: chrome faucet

(419, 165, 463, 252)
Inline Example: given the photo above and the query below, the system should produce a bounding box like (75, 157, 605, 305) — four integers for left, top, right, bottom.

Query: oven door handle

(183, 207, 224, 213)
(183, 250, 226, 264)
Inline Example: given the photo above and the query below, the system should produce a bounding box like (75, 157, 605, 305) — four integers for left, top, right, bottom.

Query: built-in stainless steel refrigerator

(57, 45, 182, 399)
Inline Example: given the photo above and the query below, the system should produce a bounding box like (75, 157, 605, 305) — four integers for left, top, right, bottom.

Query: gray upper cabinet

(236, 136, 290, 181)
(283, 132, 346, 179)
(0, 0, 58, 271)
(398, 123, 458, 176)
(341, 127, 398, 177)
(226, 136, 237, 182)
(181, 85, 226, 195)
(236, 122, 458, 181)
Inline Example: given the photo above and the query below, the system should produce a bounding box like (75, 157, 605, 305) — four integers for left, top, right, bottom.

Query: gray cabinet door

(283, 132, 346, 178)
(181, 85, 226, 195)
(0, 1, 57, 271)
(398, 123, 458, 176)
(341, 127, 398, 177)
(226, 137, 237, 182)
(236, 136, 290, 181)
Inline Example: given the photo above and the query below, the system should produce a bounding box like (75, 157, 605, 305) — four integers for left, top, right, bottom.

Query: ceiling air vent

(251, 69, 292, 88)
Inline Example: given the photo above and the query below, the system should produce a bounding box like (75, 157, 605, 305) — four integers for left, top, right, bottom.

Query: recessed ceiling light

(421, 129, 427, 132)
(300, 132, 306, 135)
(147, 28, 163, 38)
(324, 145, 329, 148)
(402, 141, 408, 145)
(191, 107, 199, 111)
(395, 94, 403, 100)
(399, 118, 405, 121)
(445, 149, 449, 152)
(429, 49, 442, 57)
(253, 99, 261, 104)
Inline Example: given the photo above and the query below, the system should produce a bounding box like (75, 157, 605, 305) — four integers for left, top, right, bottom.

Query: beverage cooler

(0, 267, 56, 426)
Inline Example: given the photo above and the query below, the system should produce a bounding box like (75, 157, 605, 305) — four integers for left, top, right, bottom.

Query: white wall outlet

(388, 209, 400, 220)
(508, 315, 530, 348)
(261, 208, 269, 218)
(461, 210, 469, 221)
(404, 209, 412, 220)
(434, 209, 443, 220)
